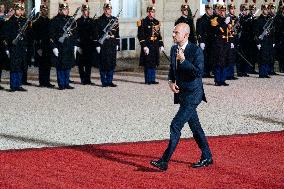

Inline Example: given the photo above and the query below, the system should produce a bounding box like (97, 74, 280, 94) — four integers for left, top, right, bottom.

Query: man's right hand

(169, 81, 179, 93)
(143, 47, 149, 55)
(96, 47, 101, 54)
(53, 48, 59, 57)
(200, 43, 205, 50)
(5, 50, 10, 58)
(257, 44, 261, 50)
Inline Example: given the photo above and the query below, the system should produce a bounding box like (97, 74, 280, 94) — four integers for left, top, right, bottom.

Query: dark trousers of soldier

(279, 58, 284, 73)
(144, 68, 156, 84)
(39, 65, 51, 86)
(56, 68, 71, 89)
(203, 43, 213, 77)
(10, 71, 23, 90)
(77, 53, 92, 85)
(258, 40, 273, 77)
(237, 42, 251, 76)
(100, 70, 114, 87)
(226, 48, 236, 79)
(213, 41, 230, 84)
(161, 100, 212, 162)
(21, 67, 28, 84)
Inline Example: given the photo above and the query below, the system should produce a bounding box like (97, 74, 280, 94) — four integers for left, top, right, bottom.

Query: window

(112, 0, 141, 19)
(120, 37, 136, 51)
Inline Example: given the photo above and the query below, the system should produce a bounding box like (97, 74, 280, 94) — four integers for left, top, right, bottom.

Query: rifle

(98, 9, 122, 45)
(58, 7, 80, 44)
(12, 7, 35, 45)
(258, 15, 275, 40)
(192, 9, 198, 19)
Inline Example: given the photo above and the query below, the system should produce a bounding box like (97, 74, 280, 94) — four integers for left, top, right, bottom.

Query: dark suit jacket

(168, 42, 206, 105)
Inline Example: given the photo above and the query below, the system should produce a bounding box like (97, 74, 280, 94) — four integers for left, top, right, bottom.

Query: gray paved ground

(0, 67, 283, 150)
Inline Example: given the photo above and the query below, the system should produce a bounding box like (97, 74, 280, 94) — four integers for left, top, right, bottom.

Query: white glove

(257, 44, 261, 50)
(200, 43, 205, 50)
(225, 17, 230, 25)
(143, 47, 149, 55)
(231, 43, 234, 49)
(5, 50, 10, 58)
(74, 46, 78, 59)
(96, 47, 101, 54)
(116, 45, 119, 51)
(160, 46, 165, 52)
(37, 49, 43, 56)
(273, 44, 275, 48)
(77, 47, 82, 54)
(53, 48, 59, 57)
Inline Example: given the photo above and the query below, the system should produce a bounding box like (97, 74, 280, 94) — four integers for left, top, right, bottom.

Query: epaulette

(137, 19, 142, 27)
(211, 17, 219, 27)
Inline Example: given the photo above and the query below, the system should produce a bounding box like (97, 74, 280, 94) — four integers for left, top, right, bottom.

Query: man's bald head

(175, 23, 190, 35)
(172, 23, 190, 45)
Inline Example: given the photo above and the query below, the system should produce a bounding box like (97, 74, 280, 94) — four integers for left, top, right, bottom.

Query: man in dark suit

(150, 23, 212, 171)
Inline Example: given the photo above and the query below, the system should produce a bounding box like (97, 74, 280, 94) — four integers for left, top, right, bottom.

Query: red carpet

(0, 131, 283, 189)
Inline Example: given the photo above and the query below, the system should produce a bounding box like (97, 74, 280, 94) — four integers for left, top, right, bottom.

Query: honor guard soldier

(32, 3, 54, 88)
(137, 5, 164, 85)
(49, 1, 78, 90)
(226, 3, 238, 80)
(237, 4, 251, 77)
(96, 2, 119, 87)
(267, 2, 277, 75)
(246, 4, 259, 74)
(210, 5, 232, 86)
(76, 2, 96, 85)
(254, 3, 275, 78)
(196, 3, 214, 78)
(0, 3, 6, 86)
(2, 2, 29, 92)
(175, 2, 197, 44)
(274, 1, 284, 73)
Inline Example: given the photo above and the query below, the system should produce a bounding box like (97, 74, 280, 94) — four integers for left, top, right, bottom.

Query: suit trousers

(161, 101, 212, 162)
(10, 71, 23, 90)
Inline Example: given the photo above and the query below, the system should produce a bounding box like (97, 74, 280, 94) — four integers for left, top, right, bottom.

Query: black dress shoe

(0, 85, 4, 90)
(191, 158, 213, 168)
(109, 83, 117, 87)
(150, 160, 168, 171)
(17, 87, 27, 92)
(222, 82, 229, 86)
(145, 82, 151, 85)
(243, 74, 250, 77)
(22, 82, 32, 86)
(231, 77, 238, 80)
(58, 87, 65, 90)
(151, 81, 159, 84)
(214, 82, 222, 86)
(9, 88, 16, 92)
(46, 83, 55, 88)
(65, 85, 74, 89)
(69, 80, 74, 83)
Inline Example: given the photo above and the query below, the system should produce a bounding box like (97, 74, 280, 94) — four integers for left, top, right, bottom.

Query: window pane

(121, 38, 128, 50)
(129, 38, 135, 50)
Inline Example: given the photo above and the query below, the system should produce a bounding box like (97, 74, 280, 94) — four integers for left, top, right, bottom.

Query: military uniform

(226, 4, 238, 80)
(274, 8, 284, 72)
(76, 7, 96, 85)
(137, 6, 164, 84)
(2, 5, 28, 91)
(96, 4, 119, 87)
(254, 6, 275, 78)
(210, 6, 232, 86)
(32, 5, 53, 87)
(49, 4, 77, 90)
(196, 5, 213, 77)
